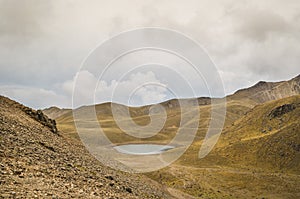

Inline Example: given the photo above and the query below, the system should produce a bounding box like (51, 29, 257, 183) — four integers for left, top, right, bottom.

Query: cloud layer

(64, 71, 168, 107)
(0, 0, 299, 108)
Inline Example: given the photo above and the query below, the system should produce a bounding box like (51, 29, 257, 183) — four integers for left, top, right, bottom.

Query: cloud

(215, 5, 300, 86)
(65, 70, 168, 107)
(0, 0, 51, 41)
(0, 85, 69, 109)
(0, 0, 299, 108)
(190, 1, 300, 92)
(99, 71, 168, 106)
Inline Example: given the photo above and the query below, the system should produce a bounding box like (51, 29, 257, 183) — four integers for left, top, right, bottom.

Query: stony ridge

(0, 96, 173, 199)
(1, 96, 57, 133)
(229, 74, 300, 103)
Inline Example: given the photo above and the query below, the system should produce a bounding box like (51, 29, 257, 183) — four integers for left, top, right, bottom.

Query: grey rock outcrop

(23, 108, 58, 133)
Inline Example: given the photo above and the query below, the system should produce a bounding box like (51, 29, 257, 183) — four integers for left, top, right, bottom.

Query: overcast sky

(0, 0, 299, 109)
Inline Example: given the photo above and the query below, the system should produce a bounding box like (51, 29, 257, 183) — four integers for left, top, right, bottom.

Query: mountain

(49, 74, 300, 141)
(201, 95, 300, 173)
(44, 74, 300, 198)
(147, 77, 300, 198)
(43, 106, 71, 120)
(4, 74, 299, 198)
(228, 74, 300, 103)
(0, 96, 174, 198)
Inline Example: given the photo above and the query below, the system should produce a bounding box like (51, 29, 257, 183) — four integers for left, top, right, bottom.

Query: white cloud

(0, 0, 300, 108)
(0, 85, 70, 109)
(65, 70, 168, 107)
(97, 71, 168, 106)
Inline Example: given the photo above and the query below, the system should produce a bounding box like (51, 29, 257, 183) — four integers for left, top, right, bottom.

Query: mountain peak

(252, 81, 268, 88)
(294, 74, 300, 79)
(229, 75, 300, 103)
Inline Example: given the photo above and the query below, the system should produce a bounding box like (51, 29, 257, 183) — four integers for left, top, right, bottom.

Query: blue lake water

(114, 144, 175, 155)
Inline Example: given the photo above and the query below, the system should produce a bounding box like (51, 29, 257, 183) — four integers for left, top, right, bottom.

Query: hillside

(146, 95, 300, 198)
(205, 95, 300, 173)
(38, 74, 300, 198)
(43, 106, 71, 120)
(0, 96, 174, 198)
(49, 75, 300, 143)
(228, 74, 300, 104)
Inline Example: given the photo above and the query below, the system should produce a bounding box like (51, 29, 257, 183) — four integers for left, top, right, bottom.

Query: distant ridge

(43, 106, 71, 119)
(39, 74, 300, 198)
(228, 74, 300, 103)
(44, 74, 300, 118)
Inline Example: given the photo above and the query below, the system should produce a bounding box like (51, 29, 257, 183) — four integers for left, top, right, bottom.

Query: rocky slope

(0, 96, 173, 199)
(228, 74, 300, 104)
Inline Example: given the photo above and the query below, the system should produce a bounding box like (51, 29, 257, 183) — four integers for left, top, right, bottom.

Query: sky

(0, 0, 300, 109)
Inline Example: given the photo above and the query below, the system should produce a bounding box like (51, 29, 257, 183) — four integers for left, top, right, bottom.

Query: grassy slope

(53, 98, 274, 198)
(147, 95, 300, 198)
(49, 75, 300, 198)
(208, 95, 300, 173)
